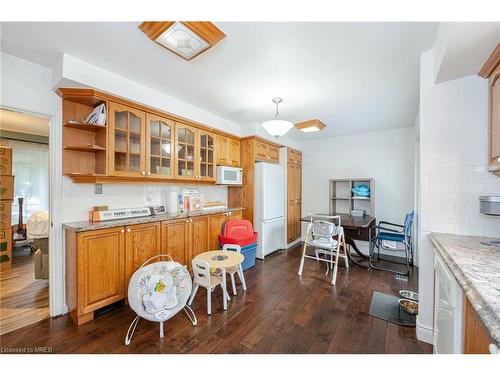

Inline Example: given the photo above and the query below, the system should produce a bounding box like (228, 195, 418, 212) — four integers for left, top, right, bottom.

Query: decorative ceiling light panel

(139, 21, 226, 61)
(294, 119, 327, 133)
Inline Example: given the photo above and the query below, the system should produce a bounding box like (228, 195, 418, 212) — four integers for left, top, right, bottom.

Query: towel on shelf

(352, 184, 370, 197)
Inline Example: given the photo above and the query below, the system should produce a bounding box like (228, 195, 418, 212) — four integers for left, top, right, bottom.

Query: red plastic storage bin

(218, 219, 257, 247)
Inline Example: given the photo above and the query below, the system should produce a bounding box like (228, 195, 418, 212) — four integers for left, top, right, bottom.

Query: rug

(368, 291, 416, 327)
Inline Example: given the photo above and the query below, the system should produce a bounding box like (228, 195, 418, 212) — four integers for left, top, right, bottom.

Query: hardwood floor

(0, 253, 49, 335)
(0, 246, 432, 354)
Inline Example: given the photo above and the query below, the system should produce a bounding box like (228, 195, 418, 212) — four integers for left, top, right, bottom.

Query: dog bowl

(399, 290, 419, 301)
(398, 298, 418, 315)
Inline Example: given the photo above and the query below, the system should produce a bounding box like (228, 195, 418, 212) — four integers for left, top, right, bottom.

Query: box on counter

(0, 201, 12, 229)
(0, 147, 12, 176)
(0, 175, 14, 201)
(0, 228, 12, 271)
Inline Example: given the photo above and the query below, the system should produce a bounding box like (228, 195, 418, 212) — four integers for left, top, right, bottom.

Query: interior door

(146, 114, 174, 179)
(175, 123, 198, 179)
(109, 102, 146, 177)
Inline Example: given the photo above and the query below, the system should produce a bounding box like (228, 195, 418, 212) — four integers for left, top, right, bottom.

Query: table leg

(344, 236, 370, 269)
(222, 268, 228, 310)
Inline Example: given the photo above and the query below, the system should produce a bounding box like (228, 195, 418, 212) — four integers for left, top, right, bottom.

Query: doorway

(0, 108, 51, 335)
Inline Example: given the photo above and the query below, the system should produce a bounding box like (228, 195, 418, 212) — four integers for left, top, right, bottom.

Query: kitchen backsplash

(420, 165, 500, 237)
(62, 176, 228, 222)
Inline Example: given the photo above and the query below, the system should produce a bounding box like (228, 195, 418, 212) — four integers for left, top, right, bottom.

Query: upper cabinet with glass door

(198, 131, 216, 181)
(108, 102, 146, 177)
(175, 123, 198, 179)
(146, 114, 175, 179)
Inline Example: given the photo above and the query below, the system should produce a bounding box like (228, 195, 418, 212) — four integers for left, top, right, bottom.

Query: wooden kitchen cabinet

(108, 102, 146, 177)
(161, 218, 190, 266)
(146, 114, 175, 179)
(67, 227, 126, 325)
(125, 222, 161, 286)
(216, 135, 240, 166)
(287, 147, 302, 243)
(209, 212, 229, 249)
(253, 139, 280, 163)
(189, 215, 210, 259)
(479, 44, 500, 177)
(463, 297, 494, 354)
(198, 130, 216, 181)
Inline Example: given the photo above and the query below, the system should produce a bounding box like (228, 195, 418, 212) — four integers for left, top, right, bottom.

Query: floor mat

(369, 291, 416, 327)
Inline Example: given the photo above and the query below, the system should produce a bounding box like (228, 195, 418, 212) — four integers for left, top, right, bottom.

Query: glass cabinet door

(199, 131, 215, 180)
(109, 102, 145, 176)
(146, 114, 174, 178)
(175, 123, 197, 178)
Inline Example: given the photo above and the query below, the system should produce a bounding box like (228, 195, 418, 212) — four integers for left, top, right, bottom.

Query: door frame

(1, 105, 64, 317)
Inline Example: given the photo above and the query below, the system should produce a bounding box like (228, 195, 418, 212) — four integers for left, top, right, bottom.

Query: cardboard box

(0, 228, 12, 271)
(0, 201, 12, 229)
(0, 175, 14, 201)
(0, 147, 13, 176)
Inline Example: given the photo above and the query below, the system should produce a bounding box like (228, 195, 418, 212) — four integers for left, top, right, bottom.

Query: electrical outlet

(94, 184, 103, 195)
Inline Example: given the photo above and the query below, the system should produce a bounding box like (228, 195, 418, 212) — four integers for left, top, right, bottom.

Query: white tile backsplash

(420, 165, 500, 237)
(62, 177, 228, 222)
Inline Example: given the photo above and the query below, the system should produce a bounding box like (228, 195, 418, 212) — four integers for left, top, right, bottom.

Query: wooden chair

(221, 244, 247, 296)
(298, 215, 348, 285)
(188, 259, 229, 315)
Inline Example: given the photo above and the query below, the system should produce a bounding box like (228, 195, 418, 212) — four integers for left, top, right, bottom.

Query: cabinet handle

(147, 172, 151, 176)
(229, 212, 232, 216)
(141, 171, 146, 176)
(185, 219, 189, 223)
(127, 228, 131, 233)
(120, 229, 125, 233)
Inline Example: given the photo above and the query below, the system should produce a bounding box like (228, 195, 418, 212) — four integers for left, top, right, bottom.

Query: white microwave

(216, 166, 243, 185)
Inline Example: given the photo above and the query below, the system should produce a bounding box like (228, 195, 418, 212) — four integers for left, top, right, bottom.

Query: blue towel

(352, 184, 370, 197)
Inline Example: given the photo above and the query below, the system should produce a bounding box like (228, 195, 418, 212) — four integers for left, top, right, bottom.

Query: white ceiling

(0, 109, 50, 137)
(0, 22, 438, 140)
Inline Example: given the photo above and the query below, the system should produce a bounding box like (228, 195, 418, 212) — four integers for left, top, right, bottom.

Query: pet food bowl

(399, 290, 419, 301)
(398, 298, 418, 315)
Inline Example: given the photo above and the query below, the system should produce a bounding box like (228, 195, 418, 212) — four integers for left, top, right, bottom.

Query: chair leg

(298, 240, 308, 276)
(315, 249, 319, 261)
(237, 266, 247, 291)
(331, 243, 341, 285)
(188, 284, 199, 306)
(342, 235, 349, 269)
(207, 288, 212, 315)
(230, 273, 237, 296)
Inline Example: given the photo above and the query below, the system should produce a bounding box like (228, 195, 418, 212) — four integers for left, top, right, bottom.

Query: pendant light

(262, 97, 294, 138)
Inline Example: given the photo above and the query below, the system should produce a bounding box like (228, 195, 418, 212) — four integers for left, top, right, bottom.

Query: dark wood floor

(0, 246, 432, 354)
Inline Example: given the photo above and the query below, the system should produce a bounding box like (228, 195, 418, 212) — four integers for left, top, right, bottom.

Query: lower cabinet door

(125, 222, 161, 286)
(287, 201, 296, 243)
(77, 227, 125, 314)
(295, 201, 302, 240)
(190, 215, 210, 259)
(230, 210, 242, 221)
(209, 212, 228, 249)
(161, 218, 189, 267)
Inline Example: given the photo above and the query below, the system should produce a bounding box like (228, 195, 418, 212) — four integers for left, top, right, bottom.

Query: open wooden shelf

(63, 145, 106, 152)
(66, 174, 219, 185)
(63, 123, 106, 132)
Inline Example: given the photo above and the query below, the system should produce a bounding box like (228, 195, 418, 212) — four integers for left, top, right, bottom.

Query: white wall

(1, 52, 65, 316)
(417, 49, 498, 344)
(301, 126, 415, 253)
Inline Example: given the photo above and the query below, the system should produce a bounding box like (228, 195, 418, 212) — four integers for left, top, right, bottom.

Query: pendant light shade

(262, 98, 294, 138)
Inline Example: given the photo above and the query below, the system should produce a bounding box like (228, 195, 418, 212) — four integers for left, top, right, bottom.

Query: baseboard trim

(416, 316, 434, 344)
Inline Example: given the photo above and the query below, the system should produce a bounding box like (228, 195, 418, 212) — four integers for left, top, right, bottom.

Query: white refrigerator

(254, 162, 286, 259)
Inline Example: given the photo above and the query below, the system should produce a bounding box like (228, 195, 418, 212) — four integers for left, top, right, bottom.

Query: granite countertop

(63, 207, 244, 232)
(430, 233, 500, 346)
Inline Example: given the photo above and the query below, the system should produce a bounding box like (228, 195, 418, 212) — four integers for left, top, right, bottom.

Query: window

(0, 139, 49, 225)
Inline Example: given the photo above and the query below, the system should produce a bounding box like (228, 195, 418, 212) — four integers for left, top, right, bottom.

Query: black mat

(369, 291, 416, 327)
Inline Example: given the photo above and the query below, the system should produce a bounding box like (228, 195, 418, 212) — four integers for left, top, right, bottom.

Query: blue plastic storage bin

(222, 243, 257, 271)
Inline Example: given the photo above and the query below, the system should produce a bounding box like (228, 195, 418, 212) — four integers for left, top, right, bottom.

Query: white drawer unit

(433, 251, 464, 354)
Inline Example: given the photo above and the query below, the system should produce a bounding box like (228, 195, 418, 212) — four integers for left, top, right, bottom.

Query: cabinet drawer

(268, 145, 280, 162)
